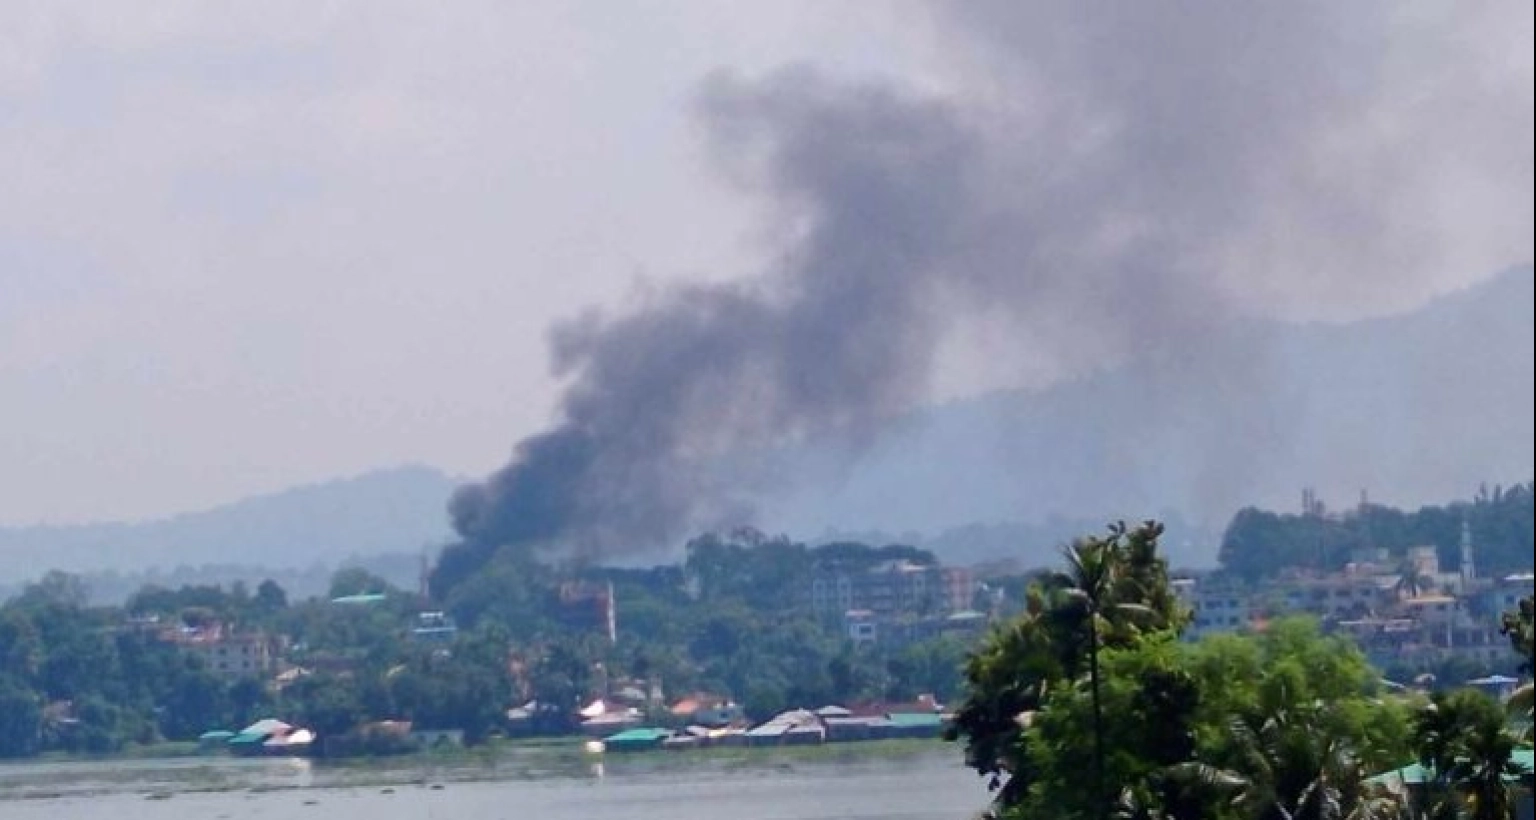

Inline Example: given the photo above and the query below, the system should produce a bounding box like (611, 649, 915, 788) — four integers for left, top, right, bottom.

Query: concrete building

(1173, 577, 1254, 640)
(809, 561, 973, 619)
(1475, 572, 1535, 619)
(161, 623, 277, 680)
(558, 581, 617, 644)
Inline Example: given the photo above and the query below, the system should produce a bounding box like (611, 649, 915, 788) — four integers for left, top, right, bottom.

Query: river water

(0, 743, 990, 820)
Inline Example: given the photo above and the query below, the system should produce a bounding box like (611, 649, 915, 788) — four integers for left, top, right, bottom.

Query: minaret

(1459, 519, 1476, 590)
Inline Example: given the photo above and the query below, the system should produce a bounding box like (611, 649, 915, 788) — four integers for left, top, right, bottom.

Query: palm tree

(1448, 711, 1520, 820)
(1412, 689, 1523, 820)
(1501, 594, 1534, 678)
(1054, 538, 1119, 820)
(1394, 560, 1432, 602)
(1049, 522, 1175, 820)
(1212, 700, 1409, 820)
(1507, 683, 1533, 743)
(948, 589, 1062, 811)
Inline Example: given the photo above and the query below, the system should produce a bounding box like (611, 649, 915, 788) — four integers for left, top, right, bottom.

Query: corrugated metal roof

(238, 718, 291, 736)
(330, 593, 388, 605)
(886, 713, 944, 727)
(1368, 748, 1533, 786)
(604, 728, 672, 743)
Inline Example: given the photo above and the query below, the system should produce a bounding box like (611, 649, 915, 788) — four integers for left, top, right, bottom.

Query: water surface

(0, 744, 988, 820)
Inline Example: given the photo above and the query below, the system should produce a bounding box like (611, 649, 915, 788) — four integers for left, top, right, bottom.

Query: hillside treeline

(1219, 483, 1534, 582)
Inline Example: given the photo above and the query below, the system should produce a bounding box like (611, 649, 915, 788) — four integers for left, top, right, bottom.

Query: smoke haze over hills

(438, 2, 1533, 588)
(0, 466, 457, 582)
(767, 267, 1536, 562)
(0, 267, 1528, 584)
(1, 4, 1528, 587)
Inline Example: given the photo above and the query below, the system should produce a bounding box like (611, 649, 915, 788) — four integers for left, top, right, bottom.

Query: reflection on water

(0, 744, 986, 820)
(286, 756, 313, 788)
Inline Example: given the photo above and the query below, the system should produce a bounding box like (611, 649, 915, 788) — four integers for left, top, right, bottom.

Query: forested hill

(1217, 482, 1535, 583)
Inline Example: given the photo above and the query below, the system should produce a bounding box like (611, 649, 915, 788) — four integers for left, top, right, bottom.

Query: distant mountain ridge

(768, 266, 1535, 566)
(0, 465, 459, 582)
(1, 268, 1529, 583)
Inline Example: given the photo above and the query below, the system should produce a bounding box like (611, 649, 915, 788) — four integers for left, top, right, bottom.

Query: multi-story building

(1172, 522, 1528, 675)
(1173, 577, 1255, 640)
(1473, 572, 1535, 619)
(411, 611, 458, 643)
(161, 623, 278, 680)
(557, 581, 617, 644)
(1278, 573, 1396, 621)
(809, 561, 973, 619)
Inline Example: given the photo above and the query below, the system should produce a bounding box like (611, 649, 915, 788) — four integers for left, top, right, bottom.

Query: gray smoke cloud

(435, 1, 1532, 590)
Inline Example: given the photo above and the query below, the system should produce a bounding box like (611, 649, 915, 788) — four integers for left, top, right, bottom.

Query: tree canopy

(949, 520, 1531, 820)
(1219, 483, 1534, 582)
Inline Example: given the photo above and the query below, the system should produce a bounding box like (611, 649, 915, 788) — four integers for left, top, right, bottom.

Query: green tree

(1413, 689, 1522, 820)
(285, 674, 366, 742)
(1020, 635, 1204, 820)
(1013, 619, 1410, 820)
(16, 571, 91, 610)
(69, 694, 129, 755)
(0, 610, 42, 685)
(1053, 537, 1119, 820)
(327, 567, 394, 600)
(1215, 702, 1395, 820)
(0, 677, 41, 758)
(1393, 559, 1432, 601)
(254, 580, 288, 615)
(949, 521, 1186, 814)
(227, 676, 275, 730)
(158, 664, 229, 740)
(1501, 594, 1533, 674)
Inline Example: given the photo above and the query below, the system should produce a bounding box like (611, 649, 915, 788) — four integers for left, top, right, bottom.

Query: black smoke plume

(433, 2, 1532, 596)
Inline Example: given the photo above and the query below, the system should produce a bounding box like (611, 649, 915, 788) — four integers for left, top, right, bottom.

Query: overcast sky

(2, 2, 1531, 526)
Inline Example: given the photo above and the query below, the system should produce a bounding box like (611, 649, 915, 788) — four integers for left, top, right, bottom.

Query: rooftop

(1401, 595, 1457, 605)
(331, 593, 388, 605)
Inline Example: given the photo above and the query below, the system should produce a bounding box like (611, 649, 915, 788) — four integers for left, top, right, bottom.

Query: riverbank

(0, 743, 988, 820)
(0, 737, 965, 804)
(1, 736, 956, 789)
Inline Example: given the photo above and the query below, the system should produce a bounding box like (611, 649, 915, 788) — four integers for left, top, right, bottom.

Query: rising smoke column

(435, 76, 980, 595)
(434, 1, 1533, 595)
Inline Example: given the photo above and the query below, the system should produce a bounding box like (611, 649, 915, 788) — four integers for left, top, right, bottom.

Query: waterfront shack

(603, 728, 673, 752)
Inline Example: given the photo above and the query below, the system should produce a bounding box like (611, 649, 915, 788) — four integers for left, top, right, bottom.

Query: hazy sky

(3, 2, 1531, 526)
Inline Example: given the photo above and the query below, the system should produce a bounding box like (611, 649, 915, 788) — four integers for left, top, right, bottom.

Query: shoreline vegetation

(1, 506, 1530, 817)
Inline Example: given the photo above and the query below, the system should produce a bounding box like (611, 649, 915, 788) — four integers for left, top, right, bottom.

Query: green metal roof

(604, 728, 671, 743)
(1368, 748, 1534, 786)
(886, 713, 944, 727)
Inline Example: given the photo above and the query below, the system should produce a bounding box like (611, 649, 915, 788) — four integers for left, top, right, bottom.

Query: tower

(1458, 519, 1476, 590)
(418, 547, 433, 605)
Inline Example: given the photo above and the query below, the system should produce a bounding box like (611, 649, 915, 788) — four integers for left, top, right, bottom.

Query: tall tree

(1053, 537, 1119, 820)
(1501, 594, 1533, 673)
(1413, 689, 1522, 820)
(949, 520, 1186, 816)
